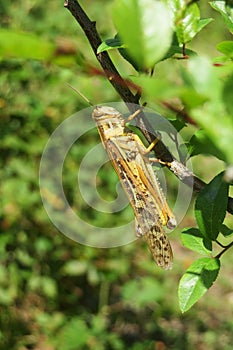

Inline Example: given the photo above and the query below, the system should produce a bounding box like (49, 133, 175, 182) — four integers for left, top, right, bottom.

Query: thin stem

(215, 241, 233, 259)
(216, 239, 228, 249)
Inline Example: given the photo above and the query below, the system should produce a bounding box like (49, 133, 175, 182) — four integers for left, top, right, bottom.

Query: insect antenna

(66, 83, 94, 106)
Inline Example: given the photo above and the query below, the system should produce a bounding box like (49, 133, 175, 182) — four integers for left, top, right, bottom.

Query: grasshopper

(92, 105, 176, 269)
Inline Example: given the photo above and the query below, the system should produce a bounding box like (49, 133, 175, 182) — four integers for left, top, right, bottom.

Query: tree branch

(64, 0, 233, 215)
(215, 241, 233, 259)
(64, 0, 138, 104)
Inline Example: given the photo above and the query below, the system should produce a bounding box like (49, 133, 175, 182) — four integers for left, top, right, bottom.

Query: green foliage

(121, 277, 164, 307)
(181, 57, 233, 164)
(217, 40, 233, 59)
(178, 258, 220, 312)
(179, 172, 230, 310)
(188, 130, 225, 160)
(98, 34, 144, 72)
(210, 0, 233, 33)
(112, 0, 173, 71)
(195, 173, 229, 240)
(1, 1, 233, 349)
(181, 228, 212, 255)
(0, 29, 55, 61)
(0, 28, 83, 67)
(99, 0, 213, 70)
(55, 315, 124, 350)
(166, 0, 213, 45)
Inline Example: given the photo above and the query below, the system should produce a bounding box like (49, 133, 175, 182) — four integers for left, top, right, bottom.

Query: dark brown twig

(64, 0, 233, 215)
(215, 241, 233, 259)
(64, 0, 138, 104)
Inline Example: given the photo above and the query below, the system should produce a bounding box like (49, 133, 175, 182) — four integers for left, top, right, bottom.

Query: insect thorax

(94, 115, 126, 140)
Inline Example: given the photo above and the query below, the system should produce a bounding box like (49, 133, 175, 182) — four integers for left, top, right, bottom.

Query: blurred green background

(0, 1, 233, 349)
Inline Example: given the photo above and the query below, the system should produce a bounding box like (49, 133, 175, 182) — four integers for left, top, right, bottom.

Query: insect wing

(105, 137, 173, 269)
(136, 218, 173, 270)
(133, 135, 176, 229)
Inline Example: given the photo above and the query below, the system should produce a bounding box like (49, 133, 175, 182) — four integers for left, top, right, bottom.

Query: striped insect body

(92, 106, 176, 269)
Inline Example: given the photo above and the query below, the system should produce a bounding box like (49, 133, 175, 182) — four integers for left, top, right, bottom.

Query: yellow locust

(92, 106, 176, 269)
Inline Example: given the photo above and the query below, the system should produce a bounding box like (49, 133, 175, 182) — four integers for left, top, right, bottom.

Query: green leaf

(183, 56, 233, 164)
(217, 40, 233, 58)
(191, 109, 233, 164)
(97, 37, 124, 53)
(181, 56, 221, 97)
(179, 88, 208, 109)
(210, 1, 233, 33)
(112, 0, 173, 70)
(97, 35, 142, 71)
(166, 1, 212, 44)
(178, 258, 220, 312)
(169, 118, 186, 132)
(220, 224, 233, 237)
(131, 75, 180, 101)
(195, 172, 229, 240)
(0, 29, 55, 60)
(188, 130, 226, 161)
(197, 18, 214, 32)
(117, 46, 144, 72)
(181, 228, 212, 254)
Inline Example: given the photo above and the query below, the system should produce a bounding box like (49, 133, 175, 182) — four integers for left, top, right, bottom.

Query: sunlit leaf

(179, 258, 220, 312)
(181, 228, 212, 254)
(197, 18, 214, 32)
(112, 0, 173, 70)
(217, 41, 233, 58)
(210, 1, 233, 33)
(166, 0, 212, 44)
